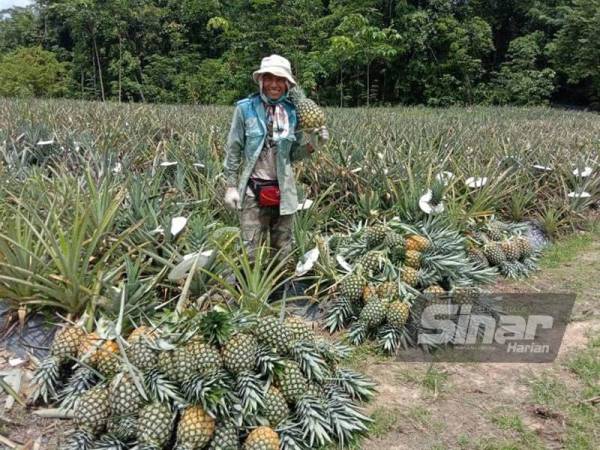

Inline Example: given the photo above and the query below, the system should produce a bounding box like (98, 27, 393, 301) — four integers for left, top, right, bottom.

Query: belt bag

(249, 178, 280, 207)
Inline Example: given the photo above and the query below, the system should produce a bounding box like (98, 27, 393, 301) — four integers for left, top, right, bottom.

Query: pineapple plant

(275, 360, 308, 403)
(222, 333, 258, 374)
(136, 402, 174, 449)
(74, 385, 111, 435)
(339, 272, 366, 303)
(243, 426, 280, 450)
(405, 234, 430, 252)
(175, 406, 216, 450)
(262, 386, 290, 426)
(386, 302, 411, 329)
(288, 86, 326, 130)
(255, 316, 293, 354)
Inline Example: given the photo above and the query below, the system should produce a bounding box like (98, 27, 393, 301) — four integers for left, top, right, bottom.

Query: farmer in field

(223, 54, 328, 258)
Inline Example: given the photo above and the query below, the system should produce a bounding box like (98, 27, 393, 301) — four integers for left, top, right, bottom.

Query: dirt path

(357, 238, 600, 450)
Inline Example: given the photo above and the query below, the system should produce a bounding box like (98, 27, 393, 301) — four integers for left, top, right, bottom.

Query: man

(223, 55, 328, 260)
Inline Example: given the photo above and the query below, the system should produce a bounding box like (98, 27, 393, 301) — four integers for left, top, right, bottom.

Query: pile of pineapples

(467, 220, 540, 279)
(323, 218, 497, 353)
(31, 309, 375, 450)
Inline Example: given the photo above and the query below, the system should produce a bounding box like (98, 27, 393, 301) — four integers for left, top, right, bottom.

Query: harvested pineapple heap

(466, 219, 541, 279)
(31, 309, 375, 450)
(322, 218, 499, 353)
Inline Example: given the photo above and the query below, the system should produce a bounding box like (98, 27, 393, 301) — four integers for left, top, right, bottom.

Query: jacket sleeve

(223, 105, 245, 188)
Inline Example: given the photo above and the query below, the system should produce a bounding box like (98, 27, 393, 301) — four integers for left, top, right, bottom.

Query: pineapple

(96, 340, 121, 378)
(329, 233, 352, 251)
(377, 281, 399, 302)
(401, 267, 419, 287)
(262, 386, 290, 426)
(288, 86, 325, 130)
(209, 421, 239, 450)
(243, 426, 280, 450)
(284, 317, 314, 343)
(175, 406, 216, 450)
(52, 326, 86, 362)
(276, 361, 308, 403)
(383, 231, 404, 249)
(483, 242, 506, 266)
(255, 316, 293, 354)
(136, 402, 174, 449)
(452, 286, 479, 305)
(404, 250, 422, 269)
(486, 221, 504, 241)
(74, 385, 110, 435)
(467, 247, 489, 267)
(185, 340, 223, 377)
(364, 224, 389, 248)
(107, 414, 137, 441)
(78, 332, 102, 366)
(500, 239, 520, 261)
(157, 350, 179, 382)
(222, 333, 258, 374)
(356, 250, 386, 273)
(339, 272, 366, 303)
(516, 236, 533, 260)
(405, 234, 430, 252)
(386, 302, 410, 329)
(109, 372, 145, 418)
(423, 285, 446, 297)
(127, 326, 158, 344)
(362, 283, 378, 301)
(358, 298, 387, 328)
(126, 340, 158, 372)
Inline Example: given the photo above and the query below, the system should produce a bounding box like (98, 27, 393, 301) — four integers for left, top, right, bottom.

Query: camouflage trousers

(240, 194, 294, 259)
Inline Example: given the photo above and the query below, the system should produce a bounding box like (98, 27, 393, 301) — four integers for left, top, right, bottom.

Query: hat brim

(252, 68, 296, 86)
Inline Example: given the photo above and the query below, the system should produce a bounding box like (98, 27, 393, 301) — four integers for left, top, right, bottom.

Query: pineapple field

(0, 97, 599, 449)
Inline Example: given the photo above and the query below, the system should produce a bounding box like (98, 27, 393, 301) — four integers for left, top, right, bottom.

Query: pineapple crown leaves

(276, 418, 306, 450)
(288, 341, 330, 383)
(181, 369, 235, 418)
(197, 310, 233, 347)
(324, 295, 360, 334)
(324, 391, 372, 446)
(255, 343, 284, 380)
(330, 368, 377, 402)
(29, 356, 61, 405)
(233, 370, 266, 419)
(347, 321, 369, 346)
(293, 395, 334, 448)
(376, 323, 413, 354)
(58, 366, 99, 411)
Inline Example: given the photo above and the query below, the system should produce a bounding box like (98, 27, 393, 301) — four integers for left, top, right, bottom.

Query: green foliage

(0, 46, 68, 97)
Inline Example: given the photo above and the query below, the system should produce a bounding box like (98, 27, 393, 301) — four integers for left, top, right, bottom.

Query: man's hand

(314, 126, 329, 143)
(224, 187, 240, 210)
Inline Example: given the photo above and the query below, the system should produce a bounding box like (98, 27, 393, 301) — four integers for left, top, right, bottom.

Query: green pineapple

(243, 426, 280, 450)
(452, 286, 479, 305)
(386, 302, 411, 329)
(516, 236, 533, 260)
(222, 333, 258, 374)
(486, 221, 504, 241)
(467, 247, 489, 267)
(288, 86, 326, 130)
(401, 267, 419, 287)
(483, 242, 506, 266)
(175, 406, 216, 450)
(329, 233, 353, 252)
(255, 316, 293, 354)
(383, 231, 404, 249)
(74, 385, 110, 435)
(179, 340, 222, 380)
(376, 281, 399, 302)
(109, 372, 145, 418)
(500, 239, 520, 261)
(356, 250, 385, 273)
(339, 272, 366, 303)
(284, 317, 315, 343)
(364, 224, 389, 248)
(126, 340, 158, 372)
(52, 326, 85, 361)
(209, 421, 239, 450)
(107, 414, 137, 441)
(276, 360, 308, 403)
(262, 386, 290, 426)
(136, 402, 174, 449)
(358, 298, 387, 328)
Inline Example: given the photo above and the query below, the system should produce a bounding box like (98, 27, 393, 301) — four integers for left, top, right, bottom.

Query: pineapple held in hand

(289, 86, 325, 130)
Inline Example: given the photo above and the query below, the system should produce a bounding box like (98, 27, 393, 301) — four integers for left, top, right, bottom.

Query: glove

(224, 187, 240, 210)
(314, 126, 329, 143)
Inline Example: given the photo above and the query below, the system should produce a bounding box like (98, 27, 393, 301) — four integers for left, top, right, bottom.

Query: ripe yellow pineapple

(405, 234, 430, 252)
(176, 406, 216, 450)
(243, 426, 280, 450)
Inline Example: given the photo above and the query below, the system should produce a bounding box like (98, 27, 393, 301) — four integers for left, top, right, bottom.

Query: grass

(540, 222, 600, 269)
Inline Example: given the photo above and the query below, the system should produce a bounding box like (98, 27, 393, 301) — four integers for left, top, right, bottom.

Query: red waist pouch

(250, 178, 280, 207)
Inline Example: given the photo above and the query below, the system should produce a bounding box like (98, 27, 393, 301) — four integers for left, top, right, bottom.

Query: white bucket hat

(252, 54, 296, 86)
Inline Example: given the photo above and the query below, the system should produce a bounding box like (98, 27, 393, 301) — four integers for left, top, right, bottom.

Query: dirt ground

(1, 237, 599, 449)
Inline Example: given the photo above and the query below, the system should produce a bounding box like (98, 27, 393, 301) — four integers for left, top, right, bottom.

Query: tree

(0, 46, 68, 97)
